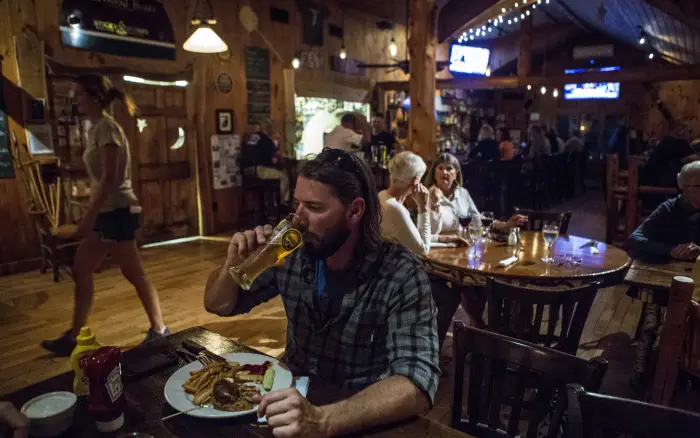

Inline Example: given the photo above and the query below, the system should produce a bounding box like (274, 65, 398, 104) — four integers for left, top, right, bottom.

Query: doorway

(118, 82, 199, 243)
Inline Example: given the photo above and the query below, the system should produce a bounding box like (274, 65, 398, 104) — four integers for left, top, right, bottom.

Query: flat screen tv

(448, 44, 490, 75)
(564, 82, 620, 100)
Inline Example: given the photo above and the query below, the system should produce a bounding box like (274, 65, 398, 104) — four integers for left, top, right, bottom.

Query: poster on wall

(298, 3, 329, 46)
(211, 134, 241, 190)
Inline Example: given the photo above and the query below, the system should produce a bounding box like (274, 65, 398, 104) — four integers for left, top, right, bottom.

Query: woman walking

(42, 75, 169, 356)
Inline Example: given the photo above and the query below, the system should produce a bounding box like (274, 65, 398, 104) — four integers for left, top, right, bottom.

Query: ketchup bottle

(80, 346, 125, 433)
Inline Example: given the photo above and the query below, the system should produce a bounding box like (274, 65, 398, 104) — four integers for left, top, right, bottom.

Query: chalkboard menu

(0, 61, 16, 179)
(245, 47, 271, 124)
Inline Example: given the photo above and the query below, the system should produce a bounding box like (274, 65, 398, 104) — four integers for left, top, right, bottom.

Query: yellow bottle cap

(76, 326, 96, 346)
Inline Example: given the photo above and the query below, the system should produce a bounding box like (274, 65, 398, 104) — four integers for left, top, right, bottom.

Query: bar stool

(240, 167, 282, 227)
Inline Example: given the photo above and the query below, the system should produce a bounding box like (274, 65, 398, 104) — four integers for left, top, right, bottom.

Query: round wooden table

(423, 231, 631, 287)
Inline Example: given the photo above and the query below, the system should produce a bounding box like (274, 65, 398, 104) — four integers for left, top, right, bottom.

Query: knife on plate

(181, 339, 227, 362)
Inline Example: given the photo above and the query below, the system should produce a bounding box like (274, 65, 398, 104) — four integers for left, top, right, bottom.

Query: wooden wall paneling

(166, 116, 197, 233)
(136, 115, 166, 236)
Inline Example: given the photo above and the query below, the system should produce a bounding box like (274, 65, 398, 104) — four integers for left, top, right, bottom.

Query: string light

(488, 27, 492, 32)
(526, 10, 531, 15)
(292, 54, 300, 69)
(339, 45, 347, 59)
(639, 36, 646, 44)
(515, 2, 519, 6)
(389, 37, 398, 57)
(540, 86, 547, 94)
(527, 84, 532, 90)
(514, 17, 519, 22)
(457, 0, 554, 43)
(553, 88, 559, 98)
(502, 7, 507, 12)
(648, 53, 655, 59)
(521, 13, 525, 19)
(508, 19, 512, 25)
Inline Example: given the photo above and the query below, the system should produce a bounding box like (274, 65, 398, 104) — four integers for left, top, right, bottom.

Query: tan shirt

(83, 114, 137, 212)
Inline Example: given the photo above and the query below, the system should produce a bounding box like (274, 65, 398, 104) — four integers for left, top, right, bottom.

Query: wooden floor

(2, 189, 699, 421)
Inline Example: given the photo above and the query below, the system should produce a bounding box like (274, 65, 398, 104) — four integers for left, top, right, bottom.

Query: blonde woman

(42, 75, 168, 356)
(379, 151, 464, 349)
(468, 124, 500, 161)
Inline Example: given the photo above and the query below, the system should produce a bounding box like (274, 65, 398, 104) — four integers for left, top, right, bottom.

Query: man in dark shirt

(204, 148, 439, 437)
(628, 161, 700, 261)
(369, 114, 399, 157)
(241, 119, 290, 203)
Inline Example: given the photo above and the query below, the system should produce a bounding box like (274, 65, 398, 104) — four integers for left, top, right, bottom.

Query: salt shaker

(508, 228, 518, 246)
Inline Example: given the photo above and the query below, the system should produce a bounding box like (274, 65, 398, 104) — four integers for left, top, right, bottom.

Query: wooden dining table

(624, 258, 695, 379)
(423, 231, 631, 288)
(4, 327, 468, 438)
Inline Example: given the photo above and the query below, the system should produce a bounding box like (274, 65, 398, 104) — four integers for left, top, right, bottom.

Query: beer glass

(229, 214, 303, 290)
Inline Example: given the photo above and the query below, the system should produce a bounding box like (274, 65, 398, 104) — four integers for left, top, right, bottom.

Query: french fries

(181, 360, 269, 409)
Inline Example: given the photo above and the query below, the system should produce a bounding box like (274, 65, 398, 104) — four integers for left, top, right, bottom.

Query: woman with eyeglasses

(41, 74, 168, 356)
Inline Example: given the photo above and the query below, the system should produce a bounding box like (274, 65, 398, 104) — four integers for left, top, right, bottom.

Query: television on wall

(448, 44, 490, 75)
(564, 82, 620, 100)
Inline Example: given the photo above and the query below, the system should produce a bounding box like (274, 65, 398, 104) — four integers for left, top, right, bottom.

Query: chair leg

(40, 245, 47, 274)
(50, 243, 60, 282)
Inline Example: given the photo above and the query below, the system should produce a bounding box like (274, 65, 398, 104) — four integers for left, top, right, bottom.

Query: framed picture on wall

(216, 109, 234, 134)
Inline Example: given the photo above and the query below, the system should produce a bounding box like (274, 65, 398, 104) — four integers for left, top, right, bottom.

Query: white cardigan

(429, 186, 480, 238)
(378, 190, 432, 256)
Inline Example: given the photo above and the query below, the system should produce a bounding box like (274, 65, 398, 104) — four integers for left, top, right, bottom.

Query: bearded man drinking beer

(204, 148, 439, 438)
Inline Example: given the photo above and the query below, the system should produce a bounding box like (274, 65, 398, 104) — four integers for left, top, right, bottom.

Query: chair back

(463, 161, 495, 212)
(513, 209, 572, 235)
(487, 277, 599, 355)
(565, 383, 700, 438)
(452, 323, 608, 438)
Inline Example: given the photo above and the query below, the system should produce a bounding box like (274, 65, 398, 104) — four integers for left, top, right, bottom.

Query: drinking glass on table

(541, 223, 560, 264)
(467, 222, 483, 259)
(481, 211, 495, 242)
(457, 214, 473, 239)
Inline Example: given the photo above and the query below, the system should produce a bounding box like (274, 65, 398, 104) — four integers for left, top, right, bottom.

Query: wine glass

(458, 214, 472, 238)
(481, 211, 495, 242)
(541, 223, 560, 264)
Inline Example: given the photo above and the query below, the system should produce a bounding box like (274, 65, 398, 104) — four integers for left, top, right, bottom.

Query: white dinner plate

(163, 352, 293, 418)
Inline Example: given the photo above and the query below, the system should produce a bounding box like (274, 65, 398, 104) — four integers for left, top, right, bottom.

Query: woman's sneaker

(41, 331, 77, 357)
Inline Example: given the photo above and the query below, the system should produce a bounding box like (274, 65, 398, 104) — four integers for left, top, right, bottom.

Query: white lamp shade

(183, 26, 228, 53)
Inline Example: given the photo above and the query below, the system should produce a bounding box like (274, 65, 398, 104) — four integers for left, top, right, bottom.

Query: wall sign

(0, 59, 16, 179)
(59, 0, 176, 60)
(573, 44, 614, 60)
(298, 2, 329, 46)
(301, 52, 324, 70)
(215, 72, 233, 94)
(245, 47, 271, 125)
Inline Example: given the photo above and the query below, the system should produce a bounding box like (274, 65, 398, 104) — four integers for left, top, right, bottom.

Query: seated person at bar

(468, 124, 501, 161)
(497, 127, 515, 161)
(324, 114, 370, 155)
(525, 124, 551, 160)
(204, 148, 439, 437)
(425, 153, 525, 328)
(241, 119, 290, 204)
(628, 161, 700, 261)
(379, 151, 464, 350)
(370, 114, 400, 156)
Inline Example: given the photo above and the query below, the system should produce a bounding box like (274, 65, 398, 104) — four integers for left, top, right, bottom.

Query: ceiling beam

(376, 63, 700, 90)
(644, 0, 700, 30)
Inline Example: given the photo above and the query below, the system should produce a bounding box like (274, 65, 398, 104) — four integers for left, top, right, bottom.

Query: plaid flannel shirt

(229, 241, 440, 403)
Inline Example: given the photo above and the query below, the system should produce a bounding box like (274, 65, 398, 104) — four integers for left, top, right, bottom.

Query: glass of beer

(229, 214, 303, 290)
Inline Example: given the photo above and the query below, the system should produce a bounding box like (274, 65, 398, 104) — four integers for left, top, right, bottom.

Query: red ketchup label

(80, 346, 125, 432)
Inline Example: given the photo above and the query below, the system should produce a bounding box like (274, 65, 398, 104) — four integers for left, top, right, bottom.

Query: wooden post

(517, 15, 533, 78)
(408, 0, 440, 162)
(650, 276, 694, 405)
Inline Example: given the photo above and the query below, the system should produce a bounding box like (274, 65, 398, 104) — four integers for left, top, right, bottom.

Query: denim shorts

(93, 207, 141, 242)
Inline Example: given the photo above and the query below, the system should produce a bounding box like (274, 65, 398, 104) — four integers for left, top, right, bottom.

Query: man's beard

(303, 223, 351, 260)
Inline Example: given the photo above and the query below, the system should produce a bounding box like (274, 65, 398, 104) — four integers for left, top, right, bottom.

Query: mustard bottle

(70, 327, 101, 396)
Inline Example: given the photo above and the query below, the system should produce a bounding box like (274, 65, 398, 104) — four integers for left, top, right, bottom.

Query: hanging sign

(59, 0, 176, 60)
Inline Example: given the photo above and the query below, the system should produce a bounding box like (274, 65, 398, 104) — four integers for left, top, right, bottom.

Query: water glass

(541, 223, 560, 264)
(467, 223, 483, 259)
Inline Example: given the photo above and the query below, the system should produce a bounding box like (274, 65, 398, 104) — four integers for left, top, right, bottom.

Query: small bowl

(20, 391, 77, 437)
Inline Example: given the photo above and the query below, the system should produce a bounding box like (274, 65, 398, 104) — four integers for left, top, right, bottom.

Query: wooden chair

(29, 206, 79, 282)
(452, 323, 608, 438)
(605, 153, 629, 244)
(486, 277, 600, 355)
(650, 276, 694, 405)
(564, 383, 700, 438)
(512, 209, 572, 235)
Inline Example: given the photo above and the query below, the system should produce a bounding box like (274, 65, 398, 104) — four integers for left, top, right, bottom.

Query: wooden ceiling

(441, 0, 700, 65)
